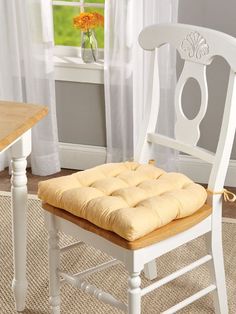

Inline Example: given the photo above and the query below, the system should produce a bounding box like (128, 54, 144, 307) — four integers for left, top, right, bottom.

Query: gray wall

(56, 0, 236, 158)
(56, 81, 106, 147)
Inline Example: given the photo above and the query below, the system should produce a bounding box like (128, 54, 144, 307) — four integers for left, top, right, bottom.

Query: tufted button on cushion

(38, 162, 207, 241)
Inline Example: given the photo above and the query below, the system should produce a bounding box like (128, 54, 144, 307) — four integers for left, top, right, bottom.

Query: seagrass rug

(0, 193, 236, 314)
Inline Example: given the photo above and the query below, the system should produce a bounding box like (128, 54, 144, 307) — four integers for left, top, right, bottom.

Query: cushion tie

(207, 188, 236, 202)
(148, 159, 156, 165)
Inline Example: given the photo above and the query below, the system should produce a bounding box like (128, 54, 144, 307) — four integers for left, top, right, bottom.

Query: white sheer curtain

(0, 0, 60, 175)
(104, 0, 179, 170)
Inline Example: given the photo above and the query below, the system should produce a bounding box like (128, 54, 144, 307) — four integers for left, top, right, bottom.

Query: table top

(0, 101, 48, 151)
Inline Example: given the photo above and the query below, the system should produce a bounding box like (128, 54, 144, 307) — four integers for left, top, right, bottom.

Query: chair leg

(48, 214, 61, 314)
(128, 272, 141, 314)
(206, 231, 228, 314)
(144, 260, 157, 280)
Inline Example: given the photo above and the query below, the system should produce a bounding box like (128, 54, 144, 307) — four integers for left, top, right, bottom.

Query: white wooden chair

(40, 24, 236, 313)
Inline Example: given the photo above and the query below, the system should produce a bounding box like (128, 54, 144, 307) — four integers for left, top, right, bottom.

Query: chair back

(138, 23, 236, 192)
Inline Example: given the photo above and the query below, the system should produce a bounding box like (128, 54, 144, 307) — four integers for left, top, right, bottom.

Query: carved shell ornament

(181, 31, 209, 59)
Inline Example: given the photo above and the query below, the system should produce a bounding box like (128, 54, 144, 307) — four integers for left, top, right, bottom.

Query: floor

(0, 168, 236, 219)
(0, 168, 76, 195)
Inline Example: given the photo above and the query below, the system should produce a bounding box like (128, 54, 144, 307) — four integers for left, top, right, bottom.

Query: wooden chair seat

(38, 162, 208, 242)
(43, 202, 212, 250)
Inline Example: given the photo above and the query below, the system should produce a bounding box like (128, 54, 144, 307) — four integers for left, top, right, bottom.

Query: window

(52, 0, 105, 84)
(52, 1, 105, 48)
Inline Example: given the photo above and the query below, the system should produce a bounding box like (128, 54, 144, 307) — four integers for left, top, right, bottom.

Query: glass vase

(81, 30, 98, 63)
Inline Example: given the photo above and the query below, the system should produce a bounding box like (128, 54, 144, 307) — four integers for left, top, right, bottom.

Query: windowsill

(54, 55, 104, 84)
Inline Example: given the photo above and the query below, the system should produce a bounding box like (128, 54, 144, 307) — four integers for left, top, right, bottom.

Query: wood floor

(0, 168, 76, 195)
(0, 168, 236, 219)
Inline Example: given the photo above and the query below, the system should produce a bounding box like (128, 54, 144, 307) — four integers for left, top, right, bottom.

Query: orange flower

(93, 12, 104, 27)
(73, 12, 104, 32)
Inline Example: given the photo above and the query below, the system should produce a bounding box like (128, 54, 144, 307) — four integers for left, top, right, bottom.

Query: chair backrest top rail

(139, 23, 236, 71)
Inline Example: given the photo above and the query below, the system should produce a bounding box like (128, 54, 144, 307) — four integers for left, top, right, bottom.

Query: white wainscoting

(59, 143, 106, 170)
(59, 143, 236, 187)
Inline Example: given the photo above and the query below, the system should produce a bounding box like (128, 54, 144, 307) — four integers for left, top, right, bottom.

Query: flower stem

(87, 30, 96, 62)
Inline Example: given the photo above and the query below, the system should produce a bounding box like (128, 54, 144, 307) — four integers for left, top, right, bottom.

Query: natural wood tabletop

(0, 101, 48, 151)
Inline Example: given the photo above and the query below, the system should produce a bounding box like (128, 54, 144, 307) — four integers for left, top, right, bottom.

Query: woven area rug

(0, 194, 236, 314)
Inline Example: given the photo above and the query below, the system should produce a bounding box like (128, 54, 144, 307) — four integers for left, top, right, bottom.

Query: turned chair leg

(48, 214, 61, 314)
(206, 231, 228, 314)
(128, 272, 141, 314)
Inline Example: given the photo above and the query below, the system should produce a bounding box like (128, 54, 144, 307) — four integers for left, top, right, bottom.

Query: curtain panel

(104, 0, 179, 170)
(0, 0, 60, 175)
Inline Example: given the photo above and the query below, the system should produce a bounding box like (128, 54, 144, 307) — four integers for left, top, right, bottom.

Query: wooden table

(0, 101, 48, 311)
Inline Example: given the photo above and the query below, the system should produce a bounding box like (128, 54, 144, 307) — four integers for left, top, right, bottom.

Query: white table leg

(10, 131, 31, 312)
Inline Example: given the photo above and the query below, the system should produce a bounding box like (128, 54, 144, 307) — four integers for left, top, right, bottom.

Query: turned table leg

(10, 131, 31, 312)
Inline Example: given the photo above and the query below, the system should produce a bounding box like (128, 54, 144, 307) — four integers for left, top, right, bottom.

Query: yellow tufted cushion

(38, 162, 207, 241)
